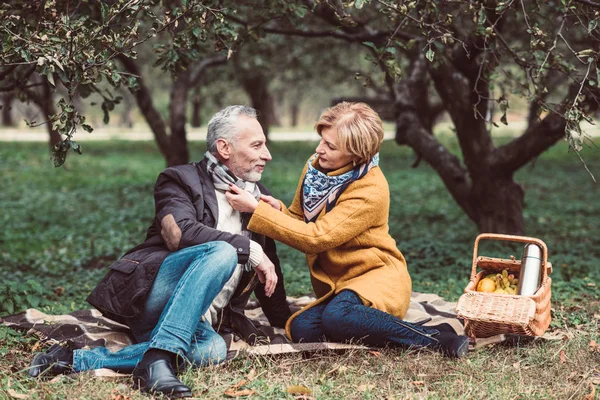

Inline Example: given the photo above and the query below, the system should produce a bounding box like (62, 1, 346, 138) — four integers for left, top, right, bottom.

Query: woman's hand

(225, 184, 259, 212)
(260, 194, 282, 211)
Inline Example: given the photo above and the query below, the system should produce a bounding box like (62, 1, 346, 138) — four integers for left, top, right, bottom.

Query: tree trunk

(118, 55, 173, 165)
(290, 102, 299, 127)
(1, 93, 14, 126)
(239, 73, 277, 139)
(120, 89, 134, 128)
(38, 80, 62, 147)
(191, 94, 203, 128)
(168, 72, 190, 166)
(470, 178, 525, 234)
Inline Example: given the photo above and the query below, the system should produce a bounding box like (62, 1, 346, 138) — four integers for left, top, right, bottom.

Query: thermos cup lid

(522, 243, 542, 260)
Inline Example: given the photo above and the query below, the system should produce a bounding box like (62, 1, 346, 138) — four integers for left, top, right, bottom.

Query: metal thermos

(517, 243, 543, 295)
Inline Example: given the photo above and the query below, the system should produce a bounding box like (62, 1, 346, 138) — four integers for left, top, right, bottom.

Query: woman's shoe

(431, 332, 470, 358)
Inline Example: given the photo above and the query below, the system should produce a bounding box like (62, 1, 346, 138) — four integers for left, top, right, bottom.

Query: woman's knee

(290, 312, 325, 343)
(321, 291, 362, 341)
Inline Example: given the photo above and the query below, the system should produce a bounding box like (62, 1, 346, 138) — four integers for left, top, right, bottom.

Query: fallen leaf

(368, 350, 381, 358)
(589, 340, 598, 351)
(582, 382, 596, 400)
(30, 341, 42, 353)
(223, 389, 255, 398)
(358, 384, 375, 391)
(560, 350, 567, 363)
(513, 362, 521, 369)
(110, 388, 132, 400)
(286, 385, 312, 395)
(7, 389, 28, 399)
(411, 381, 425, 387)
(231, 379, 248, 390)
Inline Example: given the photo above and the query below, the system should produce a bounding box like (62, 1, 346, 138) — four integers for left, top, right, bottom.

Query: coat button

(238, 248, 243, 252)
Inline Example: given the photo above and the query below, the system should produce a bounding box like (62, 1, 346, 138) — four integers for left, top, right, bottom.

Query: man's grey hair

(206, 105, 258, 154)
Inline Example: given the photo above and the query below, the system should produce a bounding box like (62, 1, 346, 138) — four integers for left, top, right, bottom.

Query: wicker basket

(455, 233, 552, 338)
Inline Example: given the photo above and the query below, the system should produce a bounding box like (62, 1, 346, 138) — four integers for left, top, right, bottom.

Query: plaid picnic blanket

(0, 292, 466, 376)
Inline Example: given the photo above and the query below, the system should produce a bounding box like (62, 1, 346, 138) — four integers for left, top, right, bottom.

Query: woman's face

(315, 127, 354, 171)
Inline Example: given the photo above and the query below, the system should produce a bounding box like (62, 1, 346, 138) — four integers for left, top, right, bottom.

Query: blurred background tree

(2, 0, 599, 234)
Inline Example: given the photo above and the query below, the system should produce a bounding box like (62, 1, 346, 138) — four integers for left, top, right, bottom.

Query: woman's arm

(248, 175, 387, 254)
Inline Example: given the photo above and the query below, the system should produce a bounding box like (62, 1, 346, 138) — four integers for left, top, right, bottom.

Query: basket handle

(471, 233, 549, 282)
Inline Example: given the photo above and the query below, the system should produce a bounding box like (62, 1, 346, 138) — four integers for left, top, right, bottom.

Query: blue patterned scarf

(301, 153, 379, 222)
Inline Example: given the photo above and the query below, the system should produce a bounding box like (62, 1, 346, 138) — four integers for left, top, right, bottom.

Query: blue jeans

(290, 290, 439, 348)
(72, 242, 238, 372)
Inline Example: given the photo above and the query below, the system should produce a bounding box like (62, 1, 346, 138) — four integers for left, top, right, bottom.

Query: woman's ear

(216, 138, 232, 160)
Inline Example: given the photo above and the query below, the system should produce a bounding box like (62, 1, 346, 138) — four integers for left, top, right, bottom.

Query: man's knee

(209, 241, 238, 266)
(187, 334, 227, 367)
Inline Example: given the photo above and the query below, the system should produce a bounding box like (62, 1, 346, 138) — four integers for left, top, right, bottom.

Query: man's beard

(229, 159, 262, 182)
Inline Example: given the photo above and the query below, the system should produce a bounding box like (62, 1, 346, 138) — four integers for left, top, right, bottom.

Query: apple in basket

(476, 270, 519, 294)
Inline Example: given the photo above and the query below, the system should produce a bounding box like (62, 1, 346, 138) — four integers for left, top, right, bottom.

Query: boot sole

(132, 374, 192, 399)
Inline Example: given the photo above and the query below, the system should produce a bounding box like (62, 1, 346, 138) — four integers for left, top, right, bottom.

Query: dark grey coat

(86, 159, 291, 332)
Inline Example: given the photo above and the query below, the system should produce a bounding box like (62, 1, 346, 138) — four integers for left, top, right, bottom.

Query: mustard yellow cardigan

(248, 157, 412, 338)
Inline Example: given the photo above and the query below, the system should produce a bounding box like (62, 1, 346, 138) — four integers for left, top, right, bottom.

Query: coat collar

(197, 158, 219, 224)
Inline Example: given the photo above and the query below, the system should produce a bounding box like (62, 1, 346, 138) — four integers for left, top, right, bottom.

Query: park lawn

(0, 138, 599, 399)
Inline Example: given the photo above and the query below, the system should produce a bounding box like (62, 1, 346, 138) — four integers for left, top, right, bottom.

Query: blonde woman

(227, 102, 468, 357)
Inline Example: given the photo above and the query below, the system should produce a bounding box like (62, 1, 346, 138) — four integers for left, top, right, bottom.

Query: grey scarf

(204, 151, 261, 200)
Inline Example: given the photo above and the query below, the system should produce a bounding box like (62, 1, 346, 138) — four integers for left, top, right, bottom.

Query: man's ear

(216, 138, 232, 160)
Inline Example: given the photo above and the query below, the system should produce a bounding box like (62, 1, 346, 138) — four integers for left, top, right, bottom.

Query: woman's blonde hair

(314, 102, 384, 165)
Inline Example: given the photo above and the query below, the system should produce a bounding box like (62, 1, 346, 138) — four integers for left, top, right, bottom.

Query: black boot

(430, 332, 470, 358)
(133, 350, 192, 399)
(28, 343, 74, 378)
(393, 320, 469, 358)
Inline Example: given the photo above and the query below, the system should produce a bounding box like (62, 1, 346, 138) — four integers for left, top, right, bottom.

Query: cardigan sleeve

(248, 175, 384, 254)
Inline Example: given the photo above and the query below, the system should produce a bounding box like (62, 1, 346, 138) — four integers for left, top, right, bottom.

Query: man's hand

(225, 184, 259, 212)
(255, 253, 277, 297)
(260, 194, 282, 211)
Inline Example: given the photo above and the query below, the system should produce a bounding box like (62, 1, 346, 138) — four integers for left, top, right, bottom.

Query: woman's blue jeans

(72, 242, 238, 372)
(290, 290, 439, 348)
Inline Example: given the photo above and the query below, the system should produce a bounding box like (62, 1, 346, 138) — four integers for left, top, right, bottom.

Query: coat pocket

(108, 258, 139, 274)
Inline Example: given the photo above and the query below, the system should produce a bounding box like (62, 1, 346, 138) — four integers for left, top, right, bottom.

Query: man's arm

(155, 166, 251, 264)
(253, 236, 292, 328)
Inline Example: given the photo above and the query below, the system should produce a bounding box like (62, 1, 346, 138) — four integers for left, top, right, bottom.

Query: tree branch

(573, 0, 600, 8)
(188, 55, 228, 86)
(490, 82, 599, 173)
(0, 65, 17, 81)
(117, 54, 172, 161)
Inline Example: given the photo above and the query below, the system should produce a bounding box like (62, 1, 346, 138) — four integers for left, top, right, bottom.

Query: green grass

(0, 138, 599, 399)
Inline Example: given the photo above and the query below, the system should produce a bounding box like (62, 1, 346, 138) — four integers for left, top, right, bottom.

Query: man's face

(226, 116, 272, 182)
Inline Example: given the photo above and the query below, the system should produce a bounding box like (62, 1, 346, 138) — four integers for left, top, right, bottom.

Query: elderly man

(28, 106, 291, 398)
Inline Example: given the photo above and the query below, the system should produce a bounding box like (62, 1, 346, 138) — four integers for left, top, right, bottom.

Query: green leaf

(362, 41, 379, 51)
(46, 73, 55, 87)
(100, 3, 109, 22)
(426, 48, 435, 62)
(81, 124, 93, 133)
(355, 0, 365, 9)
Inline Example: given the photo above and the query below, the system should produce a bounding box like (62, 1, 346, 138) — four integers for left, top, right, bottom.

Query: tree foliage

(252, 0, 600, 233)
